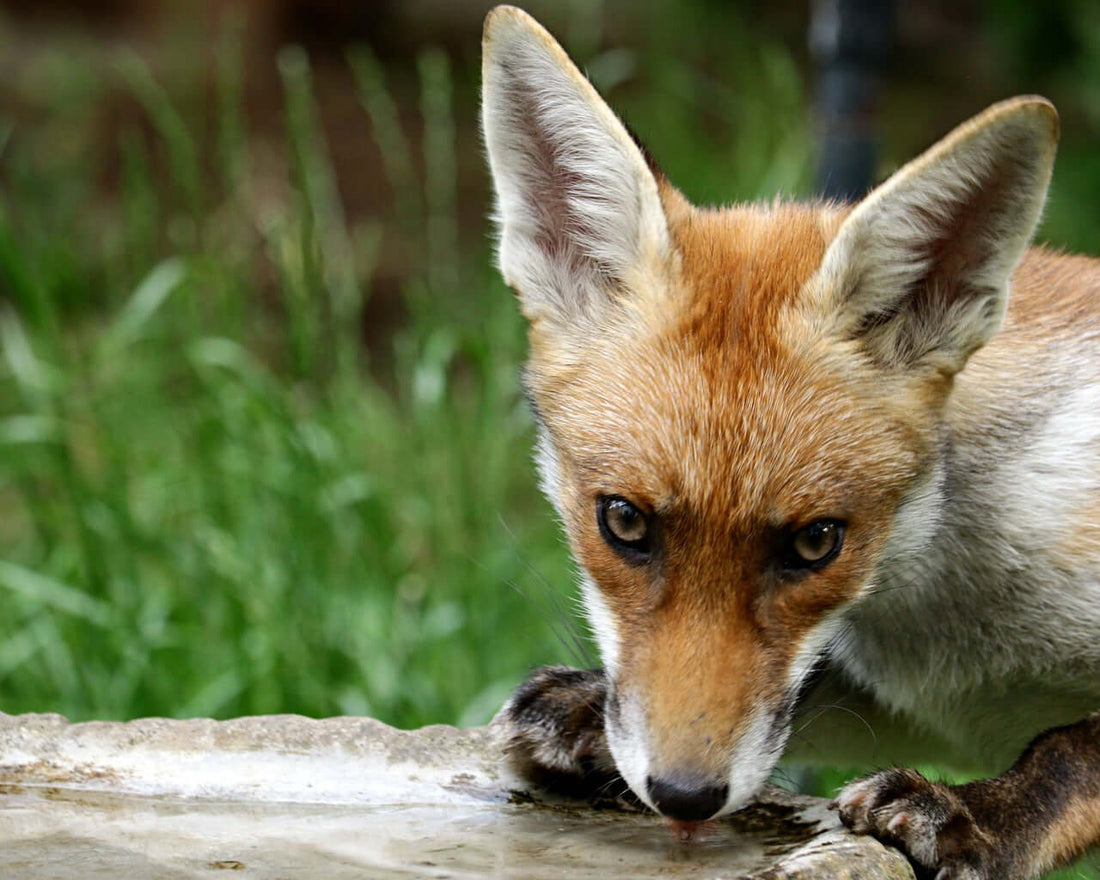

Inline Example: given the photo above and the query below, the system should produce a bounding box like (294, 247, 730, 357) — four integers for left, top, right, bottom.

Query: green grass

(0, 38, 585, 728)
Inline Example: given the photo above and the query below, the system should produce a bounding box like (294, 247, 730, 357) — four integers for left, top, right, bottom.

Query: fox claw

(835, 769, 997, 880)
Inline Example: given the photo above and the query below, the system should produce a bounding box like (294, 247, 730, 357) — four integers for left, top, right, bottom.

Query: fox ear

(481, 6, 670, 325)
(818, 97, 1058, 375)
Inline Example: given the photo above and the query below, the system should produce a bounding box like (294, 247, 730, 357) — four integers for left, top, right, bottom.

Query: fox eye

(597, 496, 652, 560)
(784, 520, 845, 571)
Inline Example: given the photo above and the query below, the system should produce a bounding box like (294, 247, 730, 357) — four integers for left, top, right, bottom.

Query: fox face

(482, 5, 1057, 821)
(524, 205, 941, 813)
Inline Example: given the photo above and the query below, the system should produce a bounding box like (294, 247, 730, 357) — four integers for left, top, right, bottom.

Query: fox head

(482, 6, 1058, 821)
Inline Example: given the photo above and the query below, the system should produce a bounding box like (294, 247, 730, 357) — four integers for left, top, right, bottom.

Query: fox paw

(493, 665, 624, 799)
(833, 769, 997, 880)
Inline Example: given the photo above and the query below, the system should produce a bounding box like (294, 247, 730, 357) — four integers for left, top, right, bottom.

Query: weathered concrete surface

(0, 712, 915, 879)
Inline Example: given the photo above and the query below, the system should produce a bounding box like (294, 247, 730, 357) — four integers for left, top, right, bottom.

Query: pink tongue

(666, 819, 703, 843)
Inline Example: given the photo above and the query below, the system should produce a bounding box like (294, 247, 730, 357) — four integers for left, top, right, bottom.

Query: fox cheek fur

(484, 6, 1100, 878)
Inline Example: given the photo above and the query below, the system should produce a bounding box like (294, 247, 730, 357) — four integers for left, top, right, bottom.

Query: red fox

(481, 6, 1100, 879)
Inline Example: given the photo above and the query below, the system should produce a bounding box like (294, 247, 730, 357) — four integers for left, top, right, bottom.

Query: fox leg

(835, 713, 1100, 880)
(493, 666, 625, 799)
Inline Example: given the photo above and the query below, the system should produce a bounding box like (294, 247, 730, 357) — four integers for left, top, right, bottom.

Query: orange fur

(1030, 796, 1100, 876)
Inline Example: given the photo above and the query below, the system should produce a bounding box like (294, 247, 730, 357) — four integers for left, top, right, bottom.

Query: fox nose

(646, 775, 729, 822)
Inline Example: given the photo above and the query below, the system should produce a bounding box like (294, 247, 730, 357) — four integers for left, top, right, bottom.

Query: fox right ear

(815, 97, 1058, 377)
(481, 6, 671, 327)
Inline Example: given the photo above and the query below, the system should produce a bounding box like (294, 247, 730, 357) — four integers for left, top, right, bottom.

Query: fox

(480, 6, 1100, 880)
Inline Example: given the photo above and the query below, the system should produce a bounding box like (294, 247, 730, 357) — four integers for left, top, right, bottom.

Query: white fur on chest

(835, 376, 1100, 767)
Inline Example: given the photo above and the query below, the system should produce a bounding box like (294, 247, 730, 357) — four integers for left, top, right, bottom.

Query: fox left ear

(481, 6, 671, 328)
(818, 97, 1059, 376)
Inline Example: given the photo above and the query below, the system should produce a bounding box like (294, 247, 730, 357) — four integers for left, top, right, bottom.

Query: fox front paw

(834, 769, 1000, 880)
(493, 665, 624, 800)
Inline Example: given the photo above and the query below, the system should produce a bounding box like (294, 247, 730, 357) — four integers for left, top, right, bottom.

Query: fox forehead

(666, 195, 844, 340)
(527, 198, 929, 529)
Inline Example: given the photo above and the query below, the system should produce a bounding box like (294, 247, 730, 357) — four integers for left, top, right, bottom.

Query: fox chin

(482, 6, 1100, 879)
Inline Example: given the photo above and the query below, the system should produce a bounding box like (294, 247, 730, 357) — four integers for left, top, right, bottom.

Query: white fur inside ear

(819, 98, 1058, 373)
(481, 7, 669, 323)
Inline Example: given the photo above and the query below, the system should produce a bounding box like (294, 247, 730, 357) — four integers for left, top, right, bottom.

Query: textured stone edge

(0, 712, 915, 879)
(0, 712, 512, 804)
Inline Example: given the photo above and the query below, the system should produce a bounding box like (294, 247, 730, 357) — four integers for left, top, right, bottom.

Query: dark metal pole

(809, 0, 896, 201)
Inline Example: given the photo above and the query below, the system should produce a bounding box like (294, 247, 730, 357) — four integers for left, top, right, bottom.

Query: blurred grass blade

(186, 335, 279, 399)
(216, 11, 248, 197)
(117, 53, 202, 222)
(457, 677, 519, 728)
(418, 48, 458, 300)
(278, 45, 362, 381)
(100, 258, 186, 354)
(188, 336, 262, 379)
(0, 414, 61, 445)
(0, 216, 59, 338)
(0, 560, 112, 626)
(118, 129, 160, 287)
(0, 627, 39, 677)
(0, 306, 61, 400)
(178, 669, 247, 719)
(349, 45, 423, 238)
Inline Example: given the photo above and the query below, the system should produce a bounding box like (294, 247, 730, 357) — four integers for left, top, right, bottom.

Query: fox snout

(604, 689, 786, 821)
(647, 775, 729, 823)
(602, 615, 793, 822)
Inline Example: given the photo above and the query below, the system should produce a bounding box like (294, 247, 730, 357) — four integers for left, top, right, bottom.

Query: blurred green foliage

(0, 32, 576, 727)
